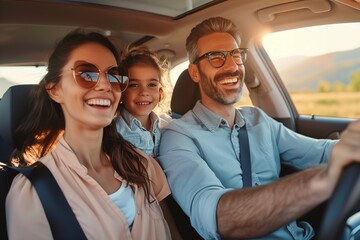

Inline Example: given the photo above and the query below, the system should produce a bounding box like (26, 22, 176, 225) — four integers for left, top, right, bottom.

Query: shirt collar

(120, 108, 137, 127)
(120, 108, 159, 131)
(56, 137, 89, 174)
(56, 137, 134, 186)
(192, 101, 245, 131)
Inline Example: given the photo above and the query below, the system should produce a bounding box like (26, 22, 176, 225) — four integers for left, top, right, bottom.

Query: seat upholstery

(170, 69, 200, 117)
(0, 84, 35, 164)
(164, 69, 204, 239)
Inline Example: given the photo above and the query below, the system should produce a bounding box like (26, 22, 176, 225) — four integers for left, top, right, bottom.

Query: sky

(263, 22, 360, 60)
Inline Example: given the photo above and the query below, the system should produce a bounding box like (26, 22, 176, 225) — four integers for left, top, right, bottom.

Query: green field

(290, 92, 360, 118)
(237, 91, 360, 119)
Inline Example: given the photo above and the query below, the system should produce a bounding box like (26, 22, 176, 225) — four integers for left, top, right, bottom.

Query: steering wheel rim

(317, 164, 360, 240)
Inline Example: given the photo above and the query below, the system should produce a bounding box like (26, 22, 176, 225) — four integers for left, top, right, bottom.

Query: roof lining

(332, 0, 360, 10)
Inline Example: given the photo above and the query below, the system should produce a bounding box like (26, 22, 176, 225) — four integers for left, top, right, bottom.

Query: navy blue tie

(239, 123, 252, 187)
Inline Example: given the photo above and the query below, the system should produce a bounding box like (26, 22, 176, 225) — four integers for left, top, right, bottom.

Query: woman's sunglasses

(70, 62, 129, 92)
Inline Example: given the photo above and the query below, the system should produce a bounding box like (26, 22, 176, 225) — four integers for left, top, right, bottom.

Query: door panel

(295, 115, 352, 139)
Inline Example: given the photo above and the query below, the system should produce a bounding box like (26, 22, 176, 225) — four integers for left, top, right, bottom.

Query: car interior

(0, 85, 34, 164)
(0, 55, 357, 240)
(1, 0, 360, 239)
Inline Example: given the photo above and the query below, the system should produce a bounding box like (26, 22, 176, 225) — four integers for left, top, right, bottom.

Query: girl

(115, 45, 172, 157)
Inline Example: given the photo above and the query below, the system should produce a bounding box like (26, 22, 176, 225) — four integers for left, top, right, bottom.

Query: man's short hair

(185, 17, 241, 63)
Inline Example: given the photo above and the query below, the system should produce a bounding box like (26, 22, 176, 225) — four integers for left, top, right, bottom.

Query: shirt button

(137, 210, 141, 215)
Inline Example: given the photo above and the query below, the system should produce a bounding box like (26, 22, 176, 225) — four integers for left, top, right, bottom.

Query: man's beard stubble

(198, 68, 245, 105)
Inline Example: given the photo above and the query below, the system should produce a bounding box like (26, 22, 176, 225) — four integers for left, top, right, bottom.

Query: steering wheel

(317, 164, 360, 240)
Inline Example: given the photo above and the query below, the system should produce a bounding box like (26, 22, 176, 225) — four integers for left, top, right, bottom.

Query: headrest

(170, 69, 200, 117)
(0, 84, 35, 163)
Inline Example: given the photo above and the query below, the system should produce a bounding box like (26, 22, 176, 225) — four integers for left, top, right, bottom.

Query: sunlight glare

(0, 66, 47, 84)
(263, 23, 360, 59)
(170, 61, 189, 86)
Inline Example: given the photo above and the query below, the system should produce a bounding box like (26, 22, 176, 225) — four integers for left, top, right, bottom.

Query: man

(158, 16, 360, 239)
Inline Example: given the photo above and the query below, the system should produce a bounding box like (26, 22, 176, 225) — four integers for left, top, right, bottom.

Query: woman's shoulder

(136, 151, 170, 201)
(135, 149, 162, 176)
(7, 171, 40, 209)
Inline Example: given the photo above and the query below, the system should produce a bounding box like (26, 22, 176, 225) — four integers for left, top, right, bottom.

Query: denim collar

(120, 108, 159, 132)
(192, 101, 245, 132)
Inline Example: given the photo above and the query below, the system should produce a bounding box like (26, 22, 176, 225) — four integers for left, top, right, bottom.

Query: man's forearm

(217, 165, 332, 239)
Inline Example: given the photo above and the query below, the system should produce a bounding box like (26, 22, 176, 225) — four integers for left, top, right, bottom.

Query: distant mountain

(273, 47, 360, 92)
(0, 77, 16, 97)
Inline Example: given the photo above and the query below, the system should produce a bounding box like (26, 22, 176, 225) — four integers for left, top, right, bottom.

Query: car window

(0, 66, 47, 97)
(263, 22, 360, 118)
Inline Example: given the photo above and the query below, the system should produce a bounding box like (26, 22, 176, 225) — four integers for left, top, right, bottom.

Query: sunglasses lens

(107, 67, 129, 92)
(72, 64, 129, 92)
(74, 64, 99, 89)
(107, 67, 121, 92)
(120, 76, 129, 92)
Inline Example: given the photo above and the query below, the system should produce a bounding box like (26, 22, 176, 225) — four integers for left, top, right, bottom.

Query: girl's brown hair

(120, 45, 172, 115)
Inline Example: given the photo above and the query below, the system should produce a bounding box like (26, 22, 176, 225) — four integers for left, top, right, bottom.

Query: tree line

(318, 70, 360, 92)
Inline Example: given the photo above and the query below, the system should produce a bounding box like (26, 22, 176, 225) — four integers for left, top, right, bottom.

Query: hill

(273, 47, 360, 92)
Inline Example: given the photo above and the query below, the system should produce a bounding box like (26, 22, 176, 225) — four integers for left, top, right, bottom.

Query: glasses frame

(69, 61, 129, 92)
(193, 47, 248, 68)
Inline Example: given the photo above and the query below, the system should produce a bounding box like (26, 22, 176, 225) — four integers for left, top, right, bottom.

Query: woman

(6, 29, 177, 239)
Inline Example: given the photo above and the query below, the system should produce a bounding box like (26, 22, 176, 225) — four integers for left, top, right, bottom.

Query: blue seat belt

(3, 161, 87, 240)
(239, 123, 252, 188)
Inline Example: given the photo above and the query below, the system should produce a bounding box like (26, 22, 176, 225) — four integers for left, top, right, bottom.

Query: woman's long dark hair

(11, 29, 152, 201)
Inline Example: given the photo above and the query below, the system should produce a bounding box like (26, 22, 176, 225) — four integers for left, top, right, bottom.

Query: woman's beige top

(6, 137, 171, 240)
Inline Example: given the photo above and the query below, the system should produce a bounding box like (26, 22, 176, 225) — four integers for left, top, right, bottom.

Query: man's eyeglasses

(70, 61, 129, 92)
(193, 48, 248, 68)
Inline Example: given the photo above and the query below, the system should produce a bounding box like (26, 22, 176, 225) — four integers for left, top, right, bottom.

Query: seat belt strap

(239, 123, 252, 188)
(7, 162, 87, 240)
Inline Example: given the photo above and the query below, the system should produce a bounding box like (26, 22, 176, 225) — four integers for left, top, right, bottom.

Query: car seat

(165, 69, 204, 239)
(170, 69, 200, 118)
(0, 84, 35, 164)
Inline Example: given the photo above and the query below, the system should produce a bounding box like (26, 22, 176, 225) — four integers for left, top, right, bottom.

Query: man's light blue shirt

(158, 101, 336, 239)
(115, 108, 161, 157)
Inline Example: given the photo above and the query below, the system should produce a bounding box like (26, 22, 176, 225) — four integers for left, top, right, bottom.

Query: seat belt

(239, 123, 252, 187)
(2, 161, 87, 240)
